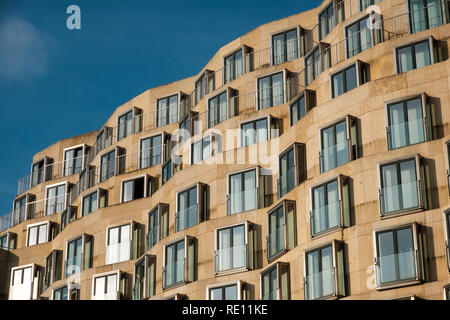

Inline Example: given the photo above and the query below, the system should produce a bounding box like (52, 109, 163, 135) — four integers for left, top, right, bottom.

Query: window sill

(311, 225, 344, 239)
(214, 267, 248, 277)
(267, 248, 288, 264)
(380, 207, 423, 220)
(376, 279, 421, 291)
(162, 280, 188, 292)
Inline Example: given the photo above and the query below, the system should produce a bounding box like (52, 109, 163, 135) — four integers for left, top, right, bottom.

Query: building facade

(1, 0, 450, 300)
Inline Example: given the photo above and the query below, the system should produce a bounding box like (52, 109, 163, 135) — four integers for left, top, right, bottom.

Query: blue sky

(0, 0, 322, 213)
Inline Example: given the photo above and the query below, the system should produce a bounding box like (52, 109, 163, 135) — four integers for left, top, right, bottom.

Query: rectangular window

(0, 232, 16, 250)
(92, 271, 123, 300)
(278, 143, 306, 198)
(133, 254, 156, 300)
(374, 223, 425, 289)
(319, 3, 335, 40)
(311, 176, 350, 236)
(146, 203, 169, 250)
(305, 47, 322, 86)
(227, 169, 257, 214)
(386, 95, 431, 150)
(157, 94, 179, 127)
(60, 206, 77, 232)
(395, 38, 434, 73)
(13, 194, 32, 225)
(304, 240, 345, 299)
(360, 0, 380, 11)
(118, 108, 142, 141)
(82, 191, 97, 216)
(445, 285, 450, 300)
(9, 264, 41, 300)
(96, 127, 113, 154)
(27, 222, 49, 247)
(106, 224, 131, 265)
(257, 71, 285, 110)
(162, 159, 173, 185)
(267, 200, 297, 261)
(100, 149, 115, 182)
(121, 176, 147, 203)
(65, 234, 92, 278)
(163, 236, 196, 289)
(207, 90, 233, 128)
(140, 134, 162, 169)
(191, 133, 222, 164)
(207, 281, 244, 300)
(320, 116, 359, 173)
(44, 250, 62, 290)
(272, 28, 298, 65)
(346, 15, 383, 58)
(176, 183, 207, 232)
(260, 262, 290, 300)
(195, 70, 215, 105)
(331, 63, 364, 98)
(241, 117, 269, 147)
(45, 183, 66, 215)
(52, 286, 68, 300)
(31, 157, 52, 187)
(224, 49, 243, 83)
(215, 222, 256, 273)
(63, 145, 84, 177)
(378, 155, 426, 215)
(408, 0, 443, 34)
(290, 90, 316, 126)
(445, 210, 450, 270)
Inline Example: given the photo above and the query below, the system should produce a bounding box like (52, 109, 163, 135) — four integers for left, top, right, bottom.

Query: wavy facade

(1, 0, 450, 300)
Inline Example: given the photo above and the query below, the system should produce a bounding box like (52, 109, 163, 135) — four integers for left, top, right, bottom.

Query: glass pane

(210, 287, 222, 300)
(400, 159, 418, 209)
(272, 33, 284, 65)
(414, 41, 431, 69)
(407, 98, 424, 145)
(378, 231, 396, 283)
(258, 77, 270, 110)
(286, 29, 298, 61)
(272, 73, 284, 107)
(332, 72, 344, 97)
(244, 170, 256, 211)
(345, 65, 357, 92)
(256, 118, 268, 143)
(123, 181, 133, 202)
(389, 102, 407, 149)
(381, 163, 401, 213)
(398, 46, 413, 73)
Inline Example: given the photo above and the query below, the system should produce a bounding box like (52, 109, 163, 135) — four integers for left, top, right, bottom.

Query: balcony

(175, 205, 198, 232)
(311, 200, 341, 236)
(305, 267, 335, 300)
(105, 241, 131, 265)
(214, 244, 247, 273)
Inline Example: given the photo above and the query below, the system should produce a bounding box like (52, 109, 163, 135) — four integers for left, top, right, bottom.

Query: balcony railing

(267, 226, 285, 259)
(305, 267, 335, 300)
(320, 140, 350, 173)
(379, 180, 420, 215)
(175, 205, 198, 232)
(105, 241, 132, 265)
(375, 250, 417, 287)
(163, 260, 185, 289)
(277, 166, 296, 198)
(227, 188, 257, 215)
(311, 200, 341, 236)
(387, 118, 426, 150)
(64, 254, 82, 278)
(214, 244, 247, 273)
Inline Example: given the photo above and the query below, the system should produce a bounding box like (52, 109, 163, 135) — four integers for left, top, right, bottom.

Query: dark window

(396, 40, 432, 73)
(100, 150, 115, 182)
(319, 3, 335, 40)
(345, 16, 373, 58)
(46, 184, 66, 215)
(118, 110, 134, 141)
(82, 191, 98, 216)
(53, 286, 68, 300)
(176, 186, 198, 232)
(408, 0, 443, 34)
(122, 177, 145, 203)
(241, 118, 268, 147)
(257, 72, 284, 110)
(272, 29, 298, 65)
(360, 0, 380, 10)
(290, 95, 306, 126)
(208, 91, 228, 128)
(163, 239, 185, 288)
(305, 244, 335, 299)
(331, 64, 358, 98)
(320, 120, 348, 172)
(224, 49, 243, 83)
(305, 47, 321, 85)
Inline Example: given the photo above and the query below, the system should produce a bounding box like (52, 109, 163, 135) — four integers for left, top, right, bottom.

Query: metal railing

(227, 188, 258, 215)
(163, 260, 185, 289)
(387, 118, 426, 150)
(375, 250, 417, 287)
(304, 267, 335, 300)
(379, 180, 420, 215)
(175, 205, 198, 232)
(310, 200, 341, 236)
(105, 241, 132, 264)
(214, 244, 247, 273)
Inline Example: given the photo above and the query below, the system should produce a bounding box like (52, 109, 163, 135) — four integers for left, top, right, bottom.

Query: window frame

(444, 209, 450, 271)
(26, 221, 51, 247)
(407, 0, 445, 34)
(98, 146, 123, 183)
(120, 174, 152, 203)
(445, 284, 450, 300)
(62, 144, 86, 178)
(146, 203, 169, 250)
(223, 46, 248, 84)
(256, 70, 287, 110)
(91, 270, 124, 300)
(384, 93, 432, 150)
(344, 14, 384, 59)
(206, 88, 237, 128)
(60, 205, 77, 232)
(0, 231, 16, 250)
(289, 90, 316, 126)
(52, 284, 69, 300)
(303, 240, 346, 300)
(394, 36, 436, 74)
(270, 26, 301, 66)
(117, 107, 142, 141)
(278, 142, 306, 198)
(44, 249, 62, 289)
(44, 181, 68, 216)
(206, 280, 245, 300)
(81, 188, 107, 216)
(175, 182, 207, 232)
(64, 233, 93, 278)
(239, 114, 276, 148)
(105, 221, 137, 265)
(9, 263, 41, 300)
(195, 70, 215, 105)
(330, 60, 367, 98)
(156, 93, 182, 127)
(377, 154, 426, 217)
(30, 156, 52, 188)
(190, 131, 223, 165)
(138, 133, 164, 169)
(372, 222, 425, 290)
(226, 167, 261, 215)
(133, 254, 156, 300)
(12, 193, 35, 224)
(446, 140, 450, 197)
(260, 261, 290, 300)
(309, 175, 351, 237)
(96, 126, 113, 154)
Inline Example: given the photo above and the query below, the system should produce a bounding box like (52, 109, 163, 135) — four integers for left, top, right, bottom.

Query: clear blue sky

(0, 0, 322, 213)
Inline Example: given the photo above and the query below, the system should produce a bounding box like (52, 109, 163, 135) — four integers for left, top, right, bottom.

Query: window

(92, 271, 126, 300)
(207, 281, 246, 300)
(257, 71, 285, 110)
(96, 127, 113, 154)
(386, 94, 433, 150)
(60, 206, 77, 232)
(207, 89, 237, 128)
(64, 234, 93, 278)
(195, 70, 215, 105)
(374, 223, 425, 289)
(240, 117, 269, 147)
(445, 285, 450, 300)
(63, 145, 84, 177)
(176, 183, 208, 232)
(378, 155, 427, 216)
(408, 0, 443, 34)
(345, 15, 383, 58)
(260, 262, 290, 300)
(360, 0, 380, 11)
(0, 232, 16, 250)
(395, 38, 435, 73)
(331, 61, 368, 98)
(319, 3, 335, 40)
(191, 133, 222, 164)
(146, 203, 169, 250)
(157, 94, 179, 127)
(267, 200, 297, 261)
(45, 183, 67, 215)
(100, 147, 125, 182)
(163, 236, 196, 289)
(52, 286, 68, 300)
(118, 108, 142, 141)
(444, 210, 450, 270)
(82, 189, 107, 216)
(278, 143, 306, 198)
(78, 166, 95, 193)
(106, 223, 133, 265)
(320, 115, 359, 173)
(305, 46, 328, 86)
(311, 175, 351, 236)
(27, 222, 50, 247)
(224, 48, 243, 83)
(290, 90, 316, 126)
(44, 250, 62, 290)
(140, 134, 162, 169)
(133, 254, 156, 300)
(304, 240, 346, 300)
(9, 264, 42, 300)
(447, 142, 450, 196)
(162, 159, 173, 185)
(13, 194, 33, 225)
(228, 169, 257, 214)
(179, 112, 198, 143)
(272, 28, 298, 65)
(215, 222, 256, 273)
(121, 175, 155, 203)
(31, 157, 52, 187)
